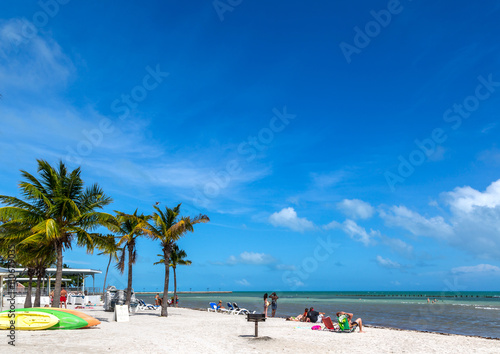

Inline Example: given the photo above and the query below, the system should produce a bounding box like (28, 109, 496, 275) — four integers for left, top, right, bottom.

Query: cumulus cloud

(376, 255, 401, 269)
(268, 207, 315, 232)
(379, 179, 500, 259)
(443, 180, 500, 213)
(451, 264, 500, 274)
(379, 205, 454, 238)
(337, 199, 374, 219)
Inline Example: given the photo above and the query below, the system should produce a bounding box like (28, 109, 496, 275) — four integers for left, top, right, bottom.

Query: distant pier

(135, 291, 232, 295)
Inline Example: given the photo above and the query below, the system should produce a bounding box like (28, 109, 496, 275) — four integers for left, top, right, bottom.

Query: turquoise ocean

(142, 291, 500, 339)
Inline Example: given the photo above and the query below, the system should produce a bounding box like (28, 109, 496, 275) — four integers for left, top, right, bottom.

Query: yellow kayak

(0, 311, 59, 330)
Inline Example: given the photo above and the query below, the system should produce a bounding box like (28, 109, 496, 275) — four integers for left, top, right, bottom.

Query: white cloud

(443, 180, 500, 213)
(451, 264, 500, 274)
(227, 252, 277, 265)
(337, 199, 374, 219)
(376, 255, 401, 269)
(379, 179, 500, 258)
(236, 279, 250, 286)
(379, 205, 453, 238)
(340, 219, 378, 246)
(268, 207, 315, 232)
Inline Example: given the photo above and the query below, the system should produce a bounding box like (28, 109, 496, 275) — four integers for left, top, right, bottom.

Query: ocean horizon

(141, 290, 500, 339)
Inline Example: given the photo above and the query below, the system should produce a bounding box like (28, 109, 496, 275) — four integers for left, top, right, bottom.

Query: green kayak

(4, 308, 88, 330)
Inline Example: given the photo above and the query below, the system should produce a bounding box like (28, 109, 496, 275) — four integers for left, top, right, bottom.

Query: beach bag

(311, 325, 321, 330)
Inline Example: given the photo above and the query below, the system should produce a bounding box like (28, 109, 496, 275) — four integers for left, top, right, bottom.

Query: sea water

(142, 291, 500, 339)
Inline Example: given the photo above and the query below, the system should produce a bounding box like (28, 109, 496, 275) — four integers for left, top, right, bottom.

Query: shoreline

(10, 306, 500, 353)
(175, 306, 500, 341)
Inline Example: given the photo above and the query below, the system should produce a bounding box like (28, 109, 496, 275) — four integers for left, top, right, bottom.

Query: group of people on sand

(263, 292, 279, 318)
(154, 293, 178, 306)
(286, 308, 364, 332)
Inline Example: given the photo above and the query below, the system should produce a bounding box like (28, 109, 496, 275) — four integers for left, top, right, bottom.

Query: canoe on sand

(0, 311, 59, 330)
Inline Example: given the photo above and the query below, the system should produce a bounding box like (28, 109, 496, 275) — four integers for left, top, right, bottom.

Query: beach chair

(208, 302, 218, 312)
(227, 302, 240, 315)
(208, 302, 230, 314)
(322, 316, 357, 333)
(232, 302, 255, 315)
(138, 299, 159, 310)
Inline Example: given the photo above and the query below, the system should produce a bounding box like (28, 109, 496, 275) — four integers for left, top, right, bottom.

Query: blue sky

(1, 0, 500, 292)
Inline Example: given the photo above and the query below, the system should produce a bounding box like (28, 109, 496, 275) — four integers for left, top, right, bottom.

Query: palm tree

(169, 244, 191, 307)
(97, 234, 120, 295)
(115, 210, 153, 305)
(150, 204, 209, 317)
(0, 160, 114, 307)
(153, 244, 192, 307)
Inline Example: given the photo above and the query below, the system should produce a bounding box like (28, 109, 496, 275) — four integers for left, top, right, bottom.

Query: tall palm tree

(0, 160, 114, 307)
(150, 204, 209, 317)
(115, 210, 153, 305)
(97, 234, 120, 295)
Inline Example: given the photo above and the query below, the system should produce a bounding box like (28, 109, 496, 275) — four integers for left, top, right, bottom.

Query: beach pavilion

(11, 267, 102, 294)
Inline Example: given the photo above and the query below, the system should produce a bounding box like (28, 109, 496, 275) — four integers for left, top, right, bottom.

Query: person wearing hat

(217, 300, 225, 310)
(270, 292, 279, 317)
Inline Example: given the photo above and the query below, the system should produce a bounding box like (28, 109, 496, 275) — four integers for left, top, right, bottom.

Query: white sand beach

(6, 306, 499, 353)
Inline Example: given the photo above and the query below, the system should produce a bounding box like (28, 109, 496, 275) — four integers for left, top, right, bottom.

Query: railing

(1, 287, 101, 296)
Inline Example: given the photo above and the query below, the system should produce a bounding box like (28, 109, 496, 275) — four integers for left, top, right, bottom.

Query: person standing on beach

(264, 293, 270, 318)
(270, 292, 279, 317)
(60, 288, 68, 309)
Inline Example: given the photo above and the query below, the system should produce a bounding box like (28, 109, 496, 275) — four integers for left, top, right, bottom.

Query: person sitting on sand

(307, 307, 325, 323)
(336, 311, 364, 332)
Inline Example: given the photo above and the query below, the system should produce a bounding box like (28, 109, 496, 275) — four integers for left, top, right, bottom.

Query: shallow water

(142, 291, 500, 339)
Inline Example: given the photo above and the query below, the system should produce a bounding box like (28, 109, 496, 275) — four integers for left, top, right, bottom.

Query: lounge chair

(226, 302, 240, 315)
(138, 299, 159, 310)
(322, 316, 357, 333)
(232, 302, 255, 315)
(208, 302, 218, 312)
(208, 302, 231, 314)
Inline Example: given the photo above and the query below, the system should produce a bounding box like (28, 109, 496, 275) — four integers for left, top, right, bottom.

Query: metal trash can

(104, 286, 118, 312)
(104, 286, 139, 312)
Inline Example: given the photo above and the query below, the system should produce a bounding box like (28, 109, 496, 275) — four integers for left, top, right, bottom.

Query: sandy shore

(6, 306, 499, 353)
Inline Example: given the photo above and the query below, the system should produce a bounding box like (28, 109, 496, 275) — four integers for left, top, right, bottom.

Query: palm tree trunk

(52, 243, 63, 308)
(103, 254, 112, 296)
(173, 267, 177, 307)
(24, 273, 33, 308)
(125, 245, 133, 306)
(160, 246, 171, 317)
(34, 273, 42, 307)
